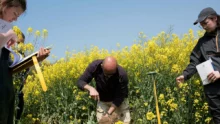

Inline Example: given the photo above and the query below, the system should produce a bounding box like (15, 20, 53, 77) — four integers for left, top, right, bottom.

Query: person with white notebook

(0, 1, 50, 124)
(176, 7, 220, 123)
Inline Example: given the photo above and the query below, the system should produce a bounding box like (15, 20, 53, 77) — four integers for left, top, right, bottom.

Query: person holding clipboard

(0, 0, 50, 123)
(176, 7, 220, 123)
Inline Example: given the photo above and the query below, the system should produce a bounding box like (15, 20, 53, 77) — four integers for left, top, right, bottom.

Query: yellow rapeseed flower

(42, 29, 48, 38)
(194, 80, 201, 86)
(35, 30, 41, 37)
(181, 97, 186, 103)
(82, 106, 86, 110)
(194, 99, 199, 104)
(77, 119, 81, 123)
(115, 121, 124, 124)
(144, 102, 148, 107)
(32, 118, 36, 122)
(194, 92, 200, 97)
(27, 114, 32, 118)
(170, 103, 178, 111)
(159, 94, 165, 100)
(205, 117, 212, 124)
(163, 121, 168, 124)
(146, 112, 156, 120)
(27, 27, 33, 33)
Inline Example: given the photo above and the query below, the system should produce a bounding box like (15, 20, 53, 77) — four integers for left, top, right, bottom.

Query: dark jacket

(77, 59, 128, 107)
(0, 47, 15, 124)
(183, 28, 220, 94)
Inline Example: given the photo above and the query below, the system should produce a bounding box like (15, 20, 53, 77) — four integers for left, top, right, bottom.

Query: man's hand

(88, 87, 100, 101)
(99, 114, 111, 124)
(208, 71, 220, 83)
(99, 112, 118, 124)
(176, 75, 184, 87)
(84, 84, 100, 101)
(103, 113, 110, 118)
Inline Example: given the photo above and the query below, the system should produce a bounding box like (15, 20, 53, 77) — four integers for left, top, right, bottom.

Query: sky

(14, 0, 220, 61)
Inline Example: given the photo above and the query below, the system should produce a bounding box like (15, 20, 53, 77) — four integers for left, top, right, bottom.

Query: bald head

(102, 56, 117, 75)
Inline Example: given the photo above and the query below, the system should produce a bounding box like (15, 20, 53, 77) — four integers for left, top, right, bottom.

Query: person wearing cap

(76, 56, 131, 124)
(176, 7, 220, 123)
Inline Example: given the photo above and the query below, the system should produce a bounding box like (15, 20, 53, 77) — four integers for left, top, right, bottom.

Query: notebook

(5, 46, 52, 73)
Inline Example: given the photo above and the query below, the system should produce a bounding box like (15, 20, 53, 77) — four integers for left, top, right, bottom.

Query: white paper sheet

(196, 59, 214, 85)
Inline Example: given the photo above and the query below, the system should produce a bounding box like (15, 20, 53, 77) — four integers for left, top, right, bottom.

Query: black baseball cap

(194, 7, 218, 25)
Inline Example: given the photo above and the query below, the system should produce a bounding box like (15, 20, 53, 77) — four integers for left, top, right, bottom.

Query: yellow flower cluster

(146, 111, 156, 120)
